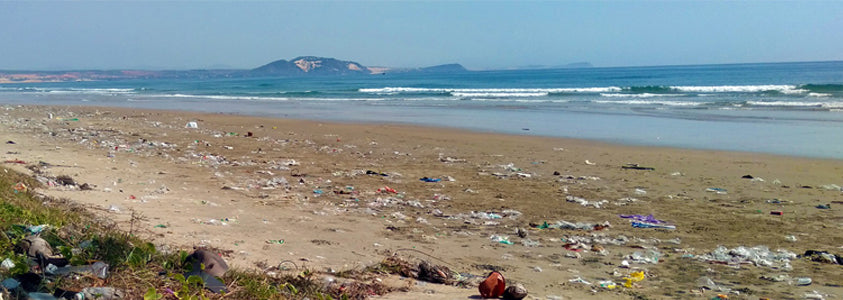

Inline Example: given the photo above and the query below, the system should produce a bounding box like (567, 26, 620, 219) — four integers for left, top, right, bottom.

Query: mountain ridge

(0, 56, 573, 82)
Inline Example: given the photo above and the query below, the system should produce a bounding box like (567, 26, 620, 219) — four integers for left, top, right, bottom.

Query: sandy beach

(1, 104, 842, 299)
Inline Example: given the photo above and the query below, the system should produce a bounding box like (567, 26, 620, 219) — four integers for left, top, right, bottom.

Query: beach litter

(185, 249, 229, 293)
(706, 187, 728, 194)
(1, 258, 14, 270)
(79, 287, 125, 299)
(619, 214, 667, 224)
(795, 277, 813, 286)
(621, 163, 654, 170)
(490, 235, 514, 245)
(568, 276, 591, 285)
(13, 182, 27, 193)
(46, 261, 110, 279)
(804, 291, 830, 300)
(697, 276, 731, 293)
(800, 250, 842, 265)
(478, 271, 505, 298)
(565, 195, 608, 208)
(699, 245, 796, 270)
(598, 280, 617, 289)
(366, 170, 389, 176)
(620, 214, 675, 229)
(419, 177, 441, 182)
(503, 283, 528, 300)
(630, 221, 676, 230)
(531, 220, 610, 231)
(819, 184, 841, 191)
(623, 271, 645, 288)
(630, 250, 661, 264)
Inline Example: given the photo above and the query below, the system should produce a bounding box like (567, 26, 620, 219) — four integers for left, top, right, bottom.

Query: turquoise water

(2, 61, 843, 159)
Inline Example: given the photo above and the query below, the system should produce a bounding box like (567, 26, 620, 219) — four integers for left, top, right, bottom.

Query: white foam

(808, 92, 832, 97)
(359, 87, 622, 94)
(746, 101, 843, 108)
(44, 88, 136, 95)
(671, 85, 804, 93)
(162, 94, 291, 101)
(451, 92, 548, 98)
(600, 93, 684, 98)
(593, 99, 703, 106)
(360, 86, 810, 95)
(158, 94, 387, 102)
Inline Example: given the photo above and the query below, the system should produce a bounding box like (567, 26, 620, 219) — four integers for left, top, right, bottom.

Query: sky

(1, 1, 841, 71)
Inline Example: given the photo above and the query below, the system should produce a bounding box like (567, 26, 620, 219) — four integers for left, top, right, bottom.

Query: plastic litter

(46, 261, 109, 279)
(621, 163, 654, 170)
(568, 276, 591, 285)
(1, 278, 19, 289)
(706, 187, 728, 194)
(819, 184, 841, 191)
(25, 292, 57, 300)
(801, 250, 842, 265)
(365, 170, 388, 176)
(598, 280, 617, 289)
(419, 177, 441, 182)
(478, 271, 505, 298)
(804, 291, 827, 300)
(376, 186, 397, 193)
(566, 195, 608, 208)
(795, 277, 812, 286)
(630, 250, 660, 264)
(13, 182, 28, 193)
(619, 214, 668, 224)
(185, 121, 199, 129)
(490, 235, 514, 245)
(697, 276, 730, 293)
(631, 221, 676, 230)
(699, 245, 796, 270)
(185, 249, 229, 293)
(623, 271, 645, 287)
(1, 257, 15, 269)
(79, 286, 124, 299)
(532, 220, 610, 231)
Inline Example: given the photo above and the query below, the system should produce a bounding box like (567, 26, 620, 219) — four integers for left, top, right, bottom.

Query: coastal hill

(251, 56, 369, 76)
(251, 57, 468, 76)
(2, 56, 504, 82)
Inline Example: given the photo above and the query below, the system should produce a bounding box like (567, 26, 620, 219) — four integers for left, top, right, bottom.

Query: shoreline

(2, 104, 842, 299)
(3, 94, 842, 160)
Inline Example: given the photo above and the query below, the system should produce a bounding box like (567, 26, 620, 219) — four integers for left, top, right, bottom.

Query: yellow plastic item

(623, 271, 645, 288)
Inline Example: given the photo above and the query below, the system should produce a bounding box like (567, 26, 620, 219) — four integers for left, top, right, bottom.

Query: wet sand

(1, 105, 842, 299)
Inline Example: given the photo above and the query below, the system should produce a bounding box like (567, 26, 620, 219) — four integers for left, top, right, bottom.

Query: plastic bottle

(77, 287, 123, 299)
(26, 292, 58, 300)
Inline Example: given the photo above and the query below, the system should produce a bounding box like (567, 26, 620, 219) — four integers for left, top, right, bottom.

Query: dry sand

(1, 105, 842, 299)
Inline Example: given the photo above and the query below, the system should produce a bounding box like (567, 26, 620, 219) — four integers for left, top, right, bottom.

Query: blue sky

(1, 1, 841, 70)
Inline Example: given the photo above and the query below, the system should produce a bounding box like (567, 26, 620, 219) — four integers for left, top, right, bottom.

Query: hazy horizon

(3, 58, 843, 73)
(2, 1, 841, 71)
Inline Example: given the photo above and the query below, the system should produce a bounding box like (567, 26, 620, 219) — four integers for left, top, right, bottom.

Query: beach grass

(0, 166, 371, 299)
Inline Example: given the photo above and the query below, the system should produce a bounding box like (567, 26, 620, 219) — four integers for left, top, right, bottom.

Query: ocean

(2, 61, 843, 159)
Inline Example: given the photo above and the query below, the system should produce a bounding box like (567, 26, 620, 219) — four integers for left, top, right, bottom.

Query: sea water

(1, 61, 842, 159)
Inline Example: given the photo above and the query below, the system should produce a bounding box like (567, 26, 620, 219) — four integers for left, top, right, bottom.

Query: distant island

(0, 56, 586, 83)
